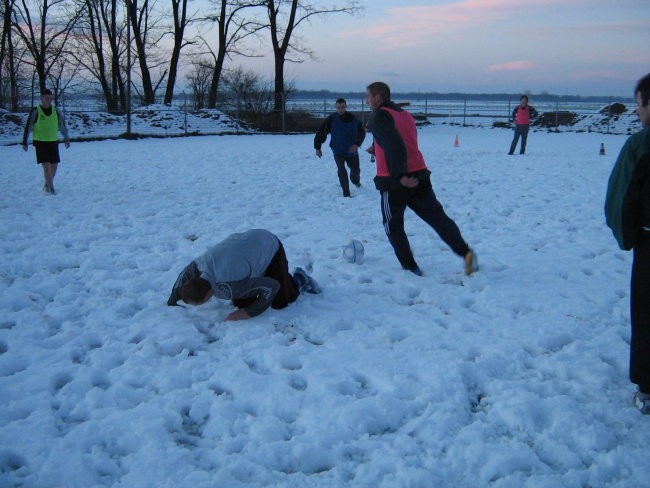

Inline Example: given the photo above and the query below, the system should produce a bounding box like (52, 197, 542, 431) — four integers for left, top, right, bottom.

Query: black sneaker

(404, 266, 423, 276)
(293, 267, 322, 294)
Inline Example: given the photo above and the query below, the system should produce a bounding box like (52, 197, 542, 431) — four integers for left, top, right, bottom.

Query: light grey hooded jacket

(167, 229, 281, 317)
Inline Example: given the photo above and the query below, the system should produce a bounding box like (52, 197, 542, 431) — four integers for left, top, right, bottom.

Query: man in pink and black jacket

(508, 95, 538, 155)
(365, 81, 478, 277)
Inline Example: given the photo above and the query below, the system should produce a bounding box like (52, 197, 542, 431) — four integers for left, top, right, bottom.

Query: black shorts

(34, 141, 60, 164)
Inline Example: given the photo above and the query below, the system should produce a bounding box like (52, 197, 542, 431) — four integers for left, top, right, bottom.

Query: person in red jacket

(365, 81, 477, 277)
(508, 95, 538, 155)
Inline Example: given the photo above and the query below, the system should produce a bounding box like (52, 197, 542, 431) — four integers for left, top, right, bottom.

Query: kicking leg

(409, 188, 470, 257)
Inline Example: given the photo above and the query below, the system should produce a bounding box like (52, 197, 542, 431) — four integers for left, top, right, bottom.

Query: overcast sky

(236, 0, 650, 97)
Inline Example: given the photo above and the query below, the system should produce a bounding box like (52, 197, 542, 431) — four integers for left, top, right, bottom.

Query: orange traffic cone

(454, 135, 459, 147)
(599, 143, 605, 156)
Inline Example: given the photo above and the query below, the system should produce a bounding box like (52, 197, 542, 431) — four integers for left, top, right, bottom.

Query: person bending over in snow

(167, 229, 320, 321)
(605, 72, 650, 415)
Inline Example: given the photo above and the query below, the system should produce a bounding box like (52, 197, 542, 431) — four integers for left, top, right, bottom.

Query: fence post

(282, 91, 286, 134)
(463, 98, 467, 126)
(607, 97, 611, 134)
(183, 91, 187, 135)
(555, 99, 559, 132)
(126, 18, 132, 137)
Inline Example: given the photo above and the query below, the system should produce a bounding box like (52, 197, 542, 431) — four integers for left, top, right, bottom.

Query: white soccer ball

(342, 239, 364, 264)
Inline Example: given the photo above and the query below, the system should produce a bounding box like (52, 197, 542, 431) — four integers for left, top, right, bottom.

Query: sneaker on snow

(403, 266, 423, 276)
(634, 390, 650, 415)
(464, 249, 478, 276)
(293, 267, 321, 294)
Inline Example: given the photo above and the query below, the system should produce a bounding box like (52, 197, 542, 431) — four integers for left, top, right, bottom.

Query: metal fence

(1, 95, 639, 146)
(292, 96, 637, 130)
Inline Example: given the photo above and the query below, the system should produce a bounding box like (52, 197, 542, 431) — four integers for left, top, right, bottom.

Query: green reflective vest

(33, 105, 60, 141)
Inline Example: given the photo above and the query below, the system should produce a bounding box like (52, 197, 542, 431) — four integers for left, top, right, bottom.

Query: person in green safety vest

(22, 89, 70, 195)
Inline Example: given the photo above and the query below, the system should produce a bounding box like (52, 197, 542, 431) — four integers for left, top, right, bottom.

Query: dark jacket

(314, 112, 365, 157)
(605, 127, 650, 250)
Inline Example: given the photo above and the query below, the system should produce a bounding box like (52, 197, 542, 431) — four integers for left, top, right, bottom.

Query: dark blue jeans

(509, 124, 530, 154)
(333, 154, 360, 196)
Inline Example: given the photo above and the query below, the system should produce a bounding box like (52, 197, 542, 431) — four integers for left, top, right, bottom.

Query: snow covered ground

(1, 122, 649, 487)
(0, 105, 247, 145)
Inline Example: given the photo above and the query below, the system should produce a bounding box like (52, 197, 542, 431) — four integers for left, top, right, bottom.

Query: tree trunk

(126, 0, 155, 105)
(273, 52, 284, 113)
(207, 50, 226, 109)
(163, 0, 187, 105)
(267, 0, 296, 113)
(0, 0, 10, 108)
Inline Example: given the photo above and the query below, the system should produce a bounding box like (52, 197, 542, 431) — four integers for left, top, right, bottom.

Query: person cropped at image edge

(604, 72, 650, 415)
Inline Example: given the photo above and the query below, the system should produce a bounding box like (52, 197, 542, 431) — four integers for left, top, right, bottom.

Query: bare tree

(0, 0, 20, 109)
(185, 56, 212, 109)
(198, 0, 265, 109)
(124, 0, 167, 105)
(264, 0, 361, 112)
(221, 65, 272, 113)
(74, 0, 128, 112)
(47, 44, 82, 99)
(161, 0, 197, 105)
(11, 0, 84, 94)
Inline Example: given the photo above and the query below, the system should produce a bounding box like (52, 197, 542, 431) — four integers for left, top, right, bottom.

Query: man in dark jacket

(605, 73, 650, 414)
(167, 229, 320, 321)
(314, 98, 366, 197)
(364, 81, 477, 277)
(508, 95, 538, 155)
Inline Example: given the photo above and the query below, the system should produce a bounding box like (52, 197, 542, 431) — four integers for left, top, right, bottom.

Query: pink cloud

(488, 61, 537, 72)
(351, 0, 589, 50)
